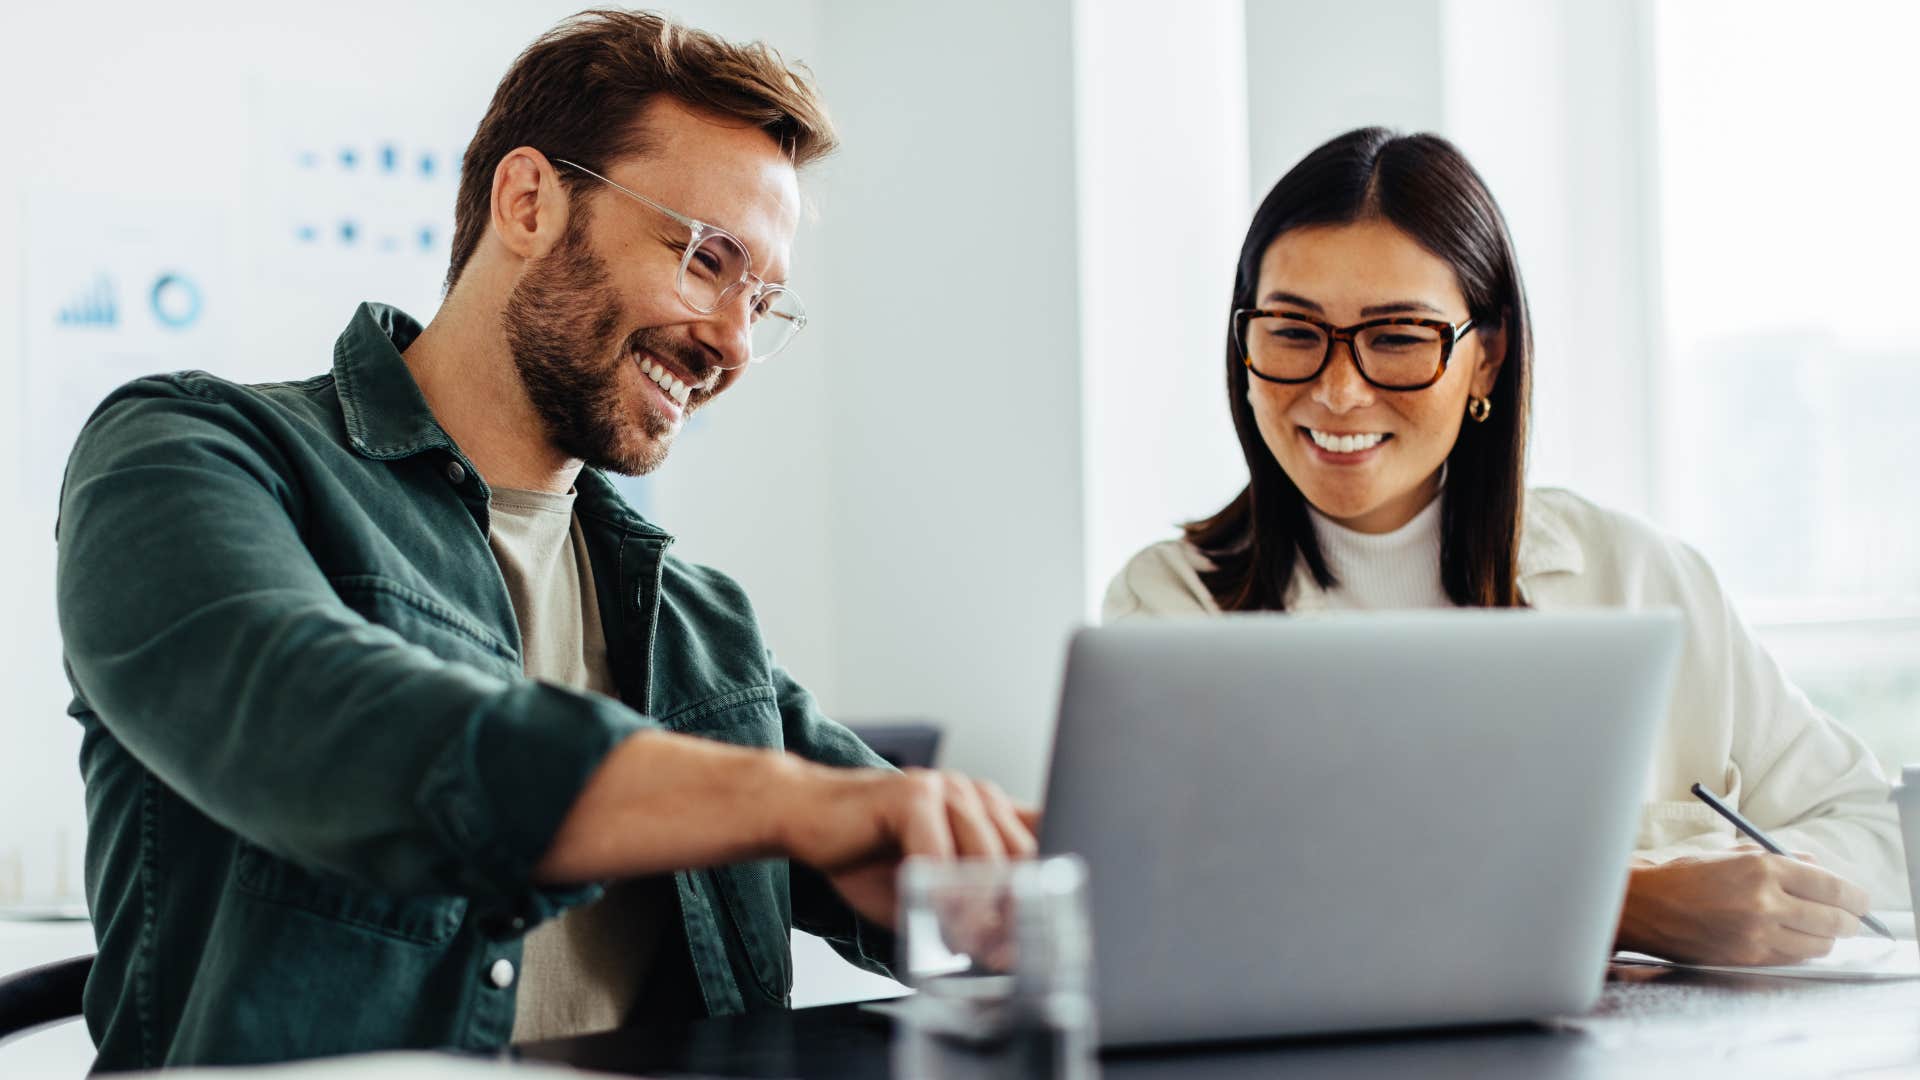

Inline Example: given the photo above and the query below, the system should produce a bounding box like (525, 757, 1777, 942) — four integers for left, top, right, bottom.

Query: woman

(1105, 127, 1906, 966)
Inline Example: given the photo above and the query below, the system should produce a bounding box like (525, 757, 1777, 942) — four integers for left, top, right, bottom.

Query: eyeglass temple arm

(551, 157, 704, 233)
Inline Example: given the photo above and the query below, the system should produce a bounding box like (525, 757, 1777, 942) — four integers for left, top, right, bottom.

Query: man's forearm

(533, 728, 825, 883)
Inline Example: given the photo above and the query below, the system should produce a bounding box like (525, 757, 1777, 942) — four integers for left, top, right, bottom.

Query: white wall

(809, 0, 1088, 803)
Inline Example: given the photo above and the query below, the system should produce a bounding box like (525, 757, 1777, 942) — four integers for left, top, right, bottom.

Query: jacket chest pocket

(665, 688, 793, 1001)
(330, 573, 519, 676)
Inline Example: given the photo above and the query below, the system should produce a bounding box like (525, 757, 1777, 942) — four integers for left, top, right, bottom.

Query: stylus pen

(1689, 781, 1896, 942)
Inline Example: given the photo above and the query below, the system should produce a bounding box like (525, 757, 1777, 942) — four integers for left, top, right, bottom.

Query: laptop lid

(1038, 610, 1683, 1047)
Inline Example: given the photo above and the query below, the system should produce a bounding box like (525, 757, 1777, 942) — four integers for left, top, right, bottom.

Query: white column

(811, 0, 1088, 801)
(1074, 0, 1252, 612)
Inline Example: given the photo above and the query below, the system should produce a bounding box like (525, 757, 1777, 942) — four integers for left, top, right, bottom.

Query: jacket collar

(574, 468, 673, 540)
(332, 303, 458, 460)
(1285, 489, 1586, 611)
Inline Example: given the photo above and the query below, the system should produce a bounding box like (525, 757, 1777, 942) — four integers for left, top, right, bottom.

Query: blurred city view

(1674, 328, 1920, 616)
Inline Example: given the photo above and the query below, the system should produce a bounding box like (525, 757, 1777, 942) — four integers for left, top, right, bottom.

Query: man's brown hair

(446, 8, 837, 292)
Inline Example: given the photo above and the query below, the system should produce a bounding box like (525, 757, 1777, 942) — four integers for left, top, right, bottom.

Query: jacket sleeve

(1638, 539, 1908, 909)
(770, 659, 900, 979)
(57, 376, 649, 914)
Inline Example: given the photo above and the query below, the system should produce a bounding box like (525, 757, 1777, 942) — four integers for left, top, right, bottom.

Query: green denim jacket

(55, 303, 893, 1071)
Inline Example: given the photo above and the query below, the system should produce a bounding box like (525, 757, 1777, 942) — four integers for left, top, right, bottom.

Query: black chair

(844, 720, 943, 770)
(0, 954, 92, 1041)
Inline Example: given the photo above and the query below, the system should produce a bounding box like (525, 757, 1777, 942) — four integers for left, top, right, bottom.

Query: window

(1653, 0, 1920, 768)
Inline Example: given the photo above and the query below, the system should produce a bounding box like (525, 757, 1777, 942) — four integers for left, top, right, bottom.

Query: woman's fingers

(1768, 923, 1843, 963)
(1775, 857, 1872, 916)
(1775, 892, 1862, 943)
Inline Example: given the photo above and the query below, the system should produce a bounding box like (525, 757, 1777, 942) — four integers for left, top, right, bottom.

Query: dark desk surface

(520, 966, 1920, 1078)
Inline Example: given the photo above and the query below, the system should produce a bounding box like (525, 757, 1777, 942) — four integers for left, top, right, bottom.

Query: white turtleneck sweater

(1306, 493, 1452, 610)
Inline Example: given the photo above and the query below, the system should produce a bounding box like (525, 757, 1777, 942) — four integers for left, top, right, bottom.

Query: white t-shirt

(488, 487, 671, 1044)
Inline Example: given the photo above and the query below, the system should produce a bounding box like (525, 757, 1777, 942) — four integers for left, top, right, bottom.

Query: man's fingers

(1775, 857, 1872, 916)
(1015, 804, 1041, 832)
(898, 770, 956, 860)
(975, 779, 1038, 857)
(887, 770, 1041, 866)
(941, 771, 1007, 859)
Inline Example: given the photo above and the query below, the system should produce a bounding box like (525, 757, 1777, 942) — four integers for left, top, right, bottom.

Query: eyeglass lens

(678, 231, 805, 360)
(1242, 317, 1444, 389)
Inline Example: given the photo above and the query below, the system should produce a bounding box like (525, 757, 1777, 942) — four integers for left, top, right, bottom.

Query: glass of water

(894, 855, 1098, 1079)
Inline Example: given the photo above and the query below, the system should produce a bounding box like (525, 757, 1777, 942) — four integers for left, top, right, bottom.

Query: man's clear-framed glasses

(553, 157, 807, 364)
(1232, 309, 1476, 391)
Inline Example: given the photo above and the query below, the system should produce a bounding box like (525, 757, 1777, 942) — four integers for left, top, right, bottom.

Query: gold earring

(1467, 396, 1492, 423)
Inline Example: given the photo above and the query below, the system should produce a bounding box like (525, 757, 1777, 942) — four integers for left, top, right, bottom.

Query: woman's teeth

(1307, 428, 1387, 454)
(638, 356, 692, 407)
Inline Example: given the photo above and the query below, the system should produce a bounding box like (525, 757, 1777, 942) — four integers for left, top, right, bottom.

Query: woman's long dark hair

(1185, 127, 1533, 611)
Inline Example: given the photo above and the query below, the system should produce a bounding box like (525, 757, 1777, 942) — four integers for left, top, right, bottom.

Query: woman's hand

(1616, 848, 1872, 966)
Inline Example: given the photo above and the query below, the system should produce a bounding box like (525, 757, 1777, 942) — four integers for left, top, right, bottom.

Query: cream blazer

(1103, 487, 1910, 909)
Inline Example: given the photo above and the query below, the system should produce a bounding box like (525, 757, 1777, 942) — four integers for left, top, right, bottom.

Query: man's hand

(774, 764, 1039, 927)
(1616, 848, 1871, 966)
(536, 732, 1037, 928)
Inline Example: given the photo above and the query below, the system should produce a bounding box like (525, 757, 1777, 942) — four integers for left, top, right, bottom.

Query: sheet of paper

(1613, 936, 1920, 981)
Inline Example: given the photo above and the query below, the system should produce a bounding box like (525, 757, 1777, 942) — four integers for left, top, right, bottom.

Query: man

(56, 10, 1033, 1070)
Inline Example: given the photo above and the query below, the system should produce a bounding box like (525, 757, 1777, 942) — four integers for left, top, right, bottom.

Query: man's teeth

(1307, 429, 1387, 454)
(638, 356, 692, 407)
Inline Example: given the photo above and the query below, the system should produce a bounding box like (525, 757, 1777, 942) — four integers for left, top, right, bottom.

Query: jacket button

(488, 958, 515, 989)
(445, 460, 467, 485)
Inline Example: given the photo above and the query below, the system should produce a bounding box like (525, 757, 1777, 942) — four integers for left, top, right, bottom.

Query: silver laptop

(1038, 611, 1684, 1047)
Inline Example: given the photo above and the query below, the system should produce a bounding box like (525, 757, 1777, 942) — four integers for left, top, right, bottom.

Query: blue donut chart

(150, 273, 203, 329)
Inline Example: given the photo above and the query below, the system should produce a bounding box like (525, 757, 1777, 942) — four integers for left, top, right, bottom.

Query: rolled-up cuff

(417, 679, 652, 921)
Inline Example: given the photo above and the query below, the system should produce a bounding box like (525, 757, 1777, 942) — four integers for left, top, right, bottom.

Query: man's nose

(1311, 338, 1375, 413)
(689, 287, 755, 370)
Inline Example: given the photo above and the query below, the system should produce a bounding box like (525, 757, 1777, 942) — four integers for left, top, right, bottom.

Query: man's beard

(500, 215, 705, 476)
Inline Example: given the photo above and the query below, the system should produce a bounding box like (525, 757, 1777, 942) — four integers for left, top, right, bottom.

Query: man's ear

(1470, 314, 1509, 398)
(489, 147, 571, 262)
